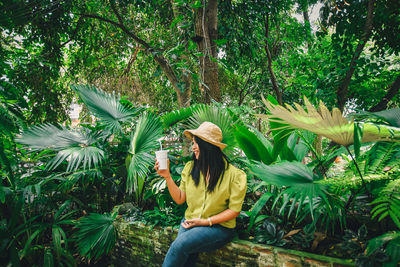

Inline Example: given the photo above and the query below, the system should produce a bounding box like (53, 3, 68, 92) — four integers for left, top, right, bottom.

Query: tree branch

(337, 0, 376, 111)
(238, 67, 255, 106)
(370, 75, 400, 112)
(79, 13, 151, 50)
(79, 12, 184, 100)
(109, 0, 124, 25)
(264, 13, 283, 105)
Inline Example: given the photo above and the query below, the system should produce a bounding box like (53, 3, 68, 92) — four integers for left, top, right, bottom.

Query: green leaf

(72, 84, 140, 134)
(21, 227, 45, 259)
(186, 105, 237, 155)
(75, 213, 117, 261)
(366, 231, 400, 256)
(43, 248, 54, 267)
(52, 225, 62, 259)
(127, 112, 163, 200)
(214, 39, 227, 45)
(233, 124, 274, 164)
(250, 161, 341, 222)
(354, 122, 364, 159)
(160, 104, 206, 129)
(248, 192, 273, 231)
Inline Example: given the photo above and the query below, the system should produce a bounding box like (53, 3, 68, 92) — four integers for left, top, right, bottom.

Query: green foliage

(336, 225, 369, 258)
(160, 104, 206, 129)
(366, 231, 400, 267)
(75, 213, 118, 261)
(364, 142, 400, 175)
(290, 223, 316, 249)
(370, 179, 400, 229)
(127, 112, 163, 200)
(247, 192, 273, 231)
(254, 221, 286, 246)
(233, 124, 274, 165)
(72, 84, 141, 134)
(250, 161, 339, 222)
(186, 105, 237, 155)
(142, 207, 183, 228)
(17, 124, 105, 172)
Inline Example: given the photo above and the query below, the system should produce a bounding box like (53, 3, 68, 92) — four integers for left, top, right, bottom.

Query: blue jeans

(162, 218, 235, 267)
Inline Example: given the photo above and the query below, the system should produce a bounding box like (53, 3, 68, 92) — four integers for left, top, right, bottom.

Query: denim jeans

(162, 218, 235, 267)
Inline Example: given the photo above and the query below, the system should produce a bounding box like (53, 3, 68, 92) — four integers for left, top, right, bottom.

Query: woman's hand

(181, 218, 208, 229)
(154, 159, 171, 179)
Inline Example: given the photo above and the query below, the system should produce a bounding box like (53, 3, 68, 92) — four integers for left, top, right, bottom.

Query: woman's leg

(162, 225, 235, 267)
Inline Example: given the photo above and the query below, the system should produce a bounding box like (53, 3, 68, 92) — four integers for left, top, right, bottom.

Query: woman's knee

(169, 236, 192, 256)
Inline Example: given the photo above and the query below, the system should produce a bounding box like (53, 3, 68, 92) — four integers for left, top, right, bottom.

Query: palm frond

(262, 95, 295, 160)
(160, 104, 206, 129)
(370, 179, 400, 229)
(233, 124, 274, 164)
(186, 105, 236, 154)
(72, 84, 140, 134)
(127, 112, 163, 198)
(250, 161, 338, 221)
(17, 124, 101, 150)
(48, 146, 105, 172)
(260, 96, 400, 147)
(0, 82, 26, 136)
(17, 124, 105, 171)
(352, 108, 400, 128)
(75, 213, 117, 261)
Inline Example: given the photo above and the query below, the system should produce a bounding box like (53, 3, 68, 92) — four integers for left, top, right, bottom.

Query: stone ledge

(111, 221, 354, 267)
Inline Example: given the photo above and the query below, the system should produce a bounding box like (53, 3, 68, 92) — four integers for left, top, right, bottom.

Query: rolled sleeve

(228, 169, 247, 212)
(179, 161, 193, 192)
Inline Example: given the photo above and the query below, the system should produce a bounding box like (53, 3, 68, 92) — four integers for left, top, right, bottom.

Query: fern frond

(370, 179, 400, 229)
(365, 142, 400, 174)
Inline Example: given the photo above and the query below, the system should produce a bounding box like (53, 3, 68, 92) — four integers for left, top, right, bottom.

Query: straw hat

(183, 121, 227, 150)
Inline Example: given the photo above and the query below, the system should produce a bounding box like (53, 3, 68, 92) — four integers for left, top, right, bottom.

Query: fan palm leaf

(127, 112, 163, 199)
(260, 96, 400, 147)
(75, 213, 117, 261)
(160, 104, 206, 129)
(250, 161, 340, 221)
(233, 124, 274, 164)
(72, 84, 141, 134)
(17, 124, 105, 171)
(186, 105, 237, 155)
(263, 95, 296, 160)
(351, 108, 400, 128)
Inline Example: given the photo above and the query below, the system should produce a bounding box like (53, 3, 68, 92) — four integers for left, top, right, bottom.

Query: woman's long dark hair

(191, 136, 229, 193)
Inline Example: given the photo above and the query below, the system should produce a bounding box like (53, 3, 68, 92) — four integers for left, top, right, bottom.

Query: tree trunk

(370, 75, 400, 112)
(170, 0, 193, 107)
(300, 0, 312, 48)
(336, 0, 376, 111)
(194, 0, 220, 103)
(264, 14, 283, 105)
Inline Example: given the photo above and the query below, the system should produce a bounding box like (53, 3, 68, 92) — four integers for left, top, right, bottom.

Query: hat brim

(183, 129, 227, 150)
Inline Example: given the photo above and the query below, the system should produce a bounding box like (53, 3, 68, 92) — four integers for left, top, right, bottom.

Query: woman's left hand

(181, 218, 208, 229)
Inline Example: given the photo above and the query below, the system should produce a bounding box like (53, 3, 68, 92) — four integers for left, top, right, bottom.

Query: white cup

(155, 150, 169, 170)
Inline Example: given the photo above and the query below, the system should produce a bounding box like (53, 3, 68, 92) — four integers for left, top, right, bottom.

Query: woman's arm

(155, 159, 186, 204)
(164, 174, 186, 204)
(181, 209, 239, 229)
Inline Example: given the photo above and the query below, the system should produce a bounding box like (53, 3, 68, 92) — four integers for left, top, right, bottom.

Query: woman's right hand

(154, 159, 171, 179)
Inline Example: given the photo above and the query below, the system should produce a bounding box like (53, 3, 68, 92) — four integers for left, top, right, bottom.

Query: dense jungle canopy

(1, 0, 399, 123)
(2, 1, 400, 266)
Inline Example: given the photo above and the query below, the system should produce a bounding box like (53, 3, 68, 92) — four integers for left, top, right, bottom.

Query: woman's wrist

(163, 174, 172, 180)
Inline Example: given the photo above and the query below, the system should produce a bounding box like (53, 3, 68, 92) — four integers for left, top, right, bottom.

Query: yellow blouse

(179, 161, 247, 228)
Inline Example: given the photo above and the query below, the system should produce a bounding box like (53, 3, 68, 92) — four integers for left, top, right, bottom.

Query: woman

(154, 121, 247, 267)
